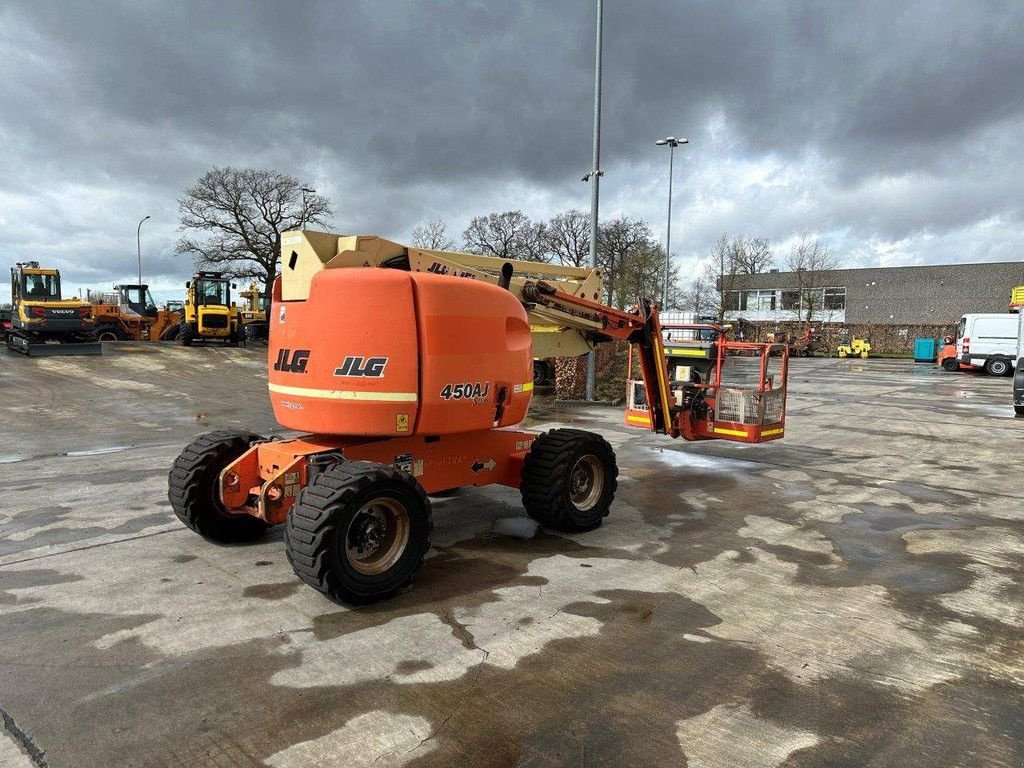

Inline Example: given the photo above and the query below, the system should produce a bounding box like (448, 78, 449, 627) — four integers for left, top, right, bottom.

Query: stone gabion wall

(740, 321, 955, 355)
(554, 343, 630, 401)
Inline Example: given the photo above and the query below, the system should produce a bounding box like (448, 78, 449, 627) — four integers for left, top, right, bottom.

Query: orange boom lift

(169, 231, 789, 604)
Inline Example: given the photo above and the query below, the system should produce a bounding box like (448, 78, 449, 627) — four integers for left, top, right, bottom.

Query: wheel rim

(344, 497, 410, 575)
(569, 454, 605, 511)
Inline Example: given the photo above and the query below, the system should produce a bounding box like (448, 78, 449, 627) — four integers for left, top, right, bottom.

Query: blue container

(914, 337, 937, 362)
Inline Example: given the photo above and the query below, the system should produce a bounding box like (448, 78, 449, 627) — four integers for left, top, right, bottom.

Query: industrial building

(722, 261, 1024, 324)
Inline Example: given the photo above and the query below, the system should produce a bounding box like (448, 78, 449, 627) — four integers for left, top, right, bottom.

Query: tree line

(686, 233, 839, 322)
(174, 166, 838, 320)
(411, 210, 682, 310)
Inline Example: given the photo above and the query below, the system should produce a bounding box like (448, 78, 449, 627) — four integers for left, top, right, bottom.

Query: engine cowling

(268, 268, 533, 436)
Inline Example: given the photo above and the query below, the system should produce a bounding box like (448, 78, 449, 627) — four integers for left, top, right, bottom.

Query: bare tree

(681, 271, 715, 314)
(597, 215, 653, 307)
(177, 167, 331, 303)
(785, 235, 839, 322)
(732, 236, 774, 274)
(410, 219, 456, 250)
(462, 210, 550, 262)
(545, 209, 590, 268)
(709, 234, 742, 323)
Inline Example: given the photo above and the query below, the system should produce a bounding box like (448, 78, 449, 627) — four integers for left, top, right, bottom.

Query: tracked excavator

(7, 262, 100, 355)
(169, 231, 789, 604)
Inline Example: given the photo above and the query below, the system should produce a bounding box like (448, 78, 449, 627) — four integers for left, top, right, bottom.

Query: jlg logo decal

(274, 348, 310, 373)
(335, 356, 388, 377)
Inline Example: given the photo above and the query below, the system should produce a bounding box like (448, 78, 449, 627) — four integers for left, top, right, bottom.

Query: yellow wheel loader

(178, 271, 243, 347)
(238, 282, 270, 342)
(7, 262, 101, 356)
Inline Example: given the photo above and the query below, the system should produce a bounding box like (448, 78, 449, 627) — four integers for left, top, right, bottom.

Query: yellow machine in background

(7, 262, 101, 355)
(180, 271, 242, 346)
(88, 284, 181, 342)
(1011, 285, 1024, 312)
(238, 282, 269, 341)
(837, 337, 871, 359)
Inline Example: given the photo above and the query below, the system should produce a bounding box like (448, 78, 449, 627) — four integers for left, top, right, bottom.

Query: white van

(957, 313, 1019, 376)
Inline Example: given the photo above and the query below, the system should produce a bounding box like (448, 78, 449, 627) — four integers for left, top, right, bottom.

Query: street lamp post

(583, 0, 604, 401)
(137, 215, 151, 288)
(654, 136, 688, 309)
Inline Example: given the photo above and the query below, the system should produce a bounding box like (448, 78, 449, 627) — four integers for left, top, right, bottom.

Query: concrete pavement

(1, 343, 1022, 767)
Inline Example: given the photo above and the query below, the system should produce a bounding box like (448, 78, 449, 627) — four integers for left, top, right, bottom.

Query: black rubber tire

(179, 322, 196, 347)
(285, 462, 432, 604)
(244, 322, 268, 342)
(1015, 405, 1024, 416)
(532, 360, 549, 387)
(520, 428, 618, 532)
(167, 430, 269, 542)
(161, 324, 180, 341)
(941, 357, 959, 372)
(95, 324, 128, 342)
(984, 358, 1010, 377)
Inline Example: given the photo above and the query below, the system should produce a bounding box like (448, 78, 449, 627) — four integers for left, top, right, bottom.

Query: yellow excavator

(7, 262, 101, 355)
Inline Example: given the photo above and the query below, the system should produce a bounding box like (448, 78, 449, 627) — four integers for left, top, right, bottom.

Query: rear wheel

(167, 430, 268, 542)
(285, 462, 432, 604)
(941, 357, 958, 372)
(984, 358, 1010, 376)
(520, 428, 618, 532)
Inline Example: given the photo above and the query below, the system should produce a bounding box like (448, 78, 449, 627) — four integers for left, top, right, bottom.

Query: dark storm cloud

(0, 0, 1022, 295)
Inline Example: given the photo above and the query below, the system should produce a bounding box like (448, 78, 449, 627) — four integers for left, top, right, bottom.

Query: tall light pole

(137, 215, 150, 287)
(582, 0, 604, 401)
(655, 136, 688, 309)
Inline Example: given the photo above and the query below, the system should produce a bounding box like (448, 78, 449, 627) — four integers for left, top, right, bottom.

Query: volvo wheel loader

(178, 271, 243, 346)
(168, 231, 789, 604)
(7, 262, 101, 356)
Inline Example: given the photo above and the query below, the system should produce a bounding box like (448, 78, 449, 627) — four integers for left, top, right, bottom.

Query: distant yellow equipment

(837, 337, 871, 359)
(1011, 285, 1024, 312)
(180, 271, 242, 346)
(88, 284, 182, 342)
(7, 262, 101, 356)
(238, 282, 269, 341)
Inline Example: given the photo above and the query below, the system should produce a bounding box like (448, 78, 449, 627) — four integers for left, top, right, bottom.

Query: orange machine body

(267, 269, 533, 436)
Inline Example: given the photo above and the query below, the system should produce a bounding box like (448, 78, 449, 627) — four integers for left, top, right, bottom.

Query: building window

(781, 290, 801, 311)
(723, 291, 741, 311)
(745, 290, 777, 311)
(824, 287, 846, 310)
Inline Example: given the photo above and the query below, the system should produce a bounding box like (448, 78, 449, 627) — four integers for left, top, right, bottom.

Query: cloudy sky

(1, 0, 1022, 302)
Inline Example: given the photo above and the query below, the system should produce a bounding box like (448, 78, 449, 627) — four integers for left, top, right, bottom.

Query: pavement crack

(0, 702, 47, 767)
(437, 607, 479, 651)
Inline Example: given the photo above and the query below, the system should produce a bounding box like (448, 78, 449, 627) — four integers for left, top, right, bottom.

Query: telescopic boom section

(521, 280, 677, 436)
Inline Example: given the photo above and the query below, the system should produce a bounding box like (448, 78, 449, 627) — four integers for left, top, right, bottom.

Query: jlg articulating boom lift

(7, 262, 101, 356)
(169, 231, 789, 604)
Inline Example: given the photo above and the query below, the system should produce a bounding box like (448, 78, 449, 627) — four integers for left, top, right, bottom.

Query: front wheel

(941, 358, 958, 372)
(167, 430, 268, 542)
(285, 462, 432, 604)
(984, 358, 1010, 376)
(179, 322, 196, 347)
(520, 428, 618, 532)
